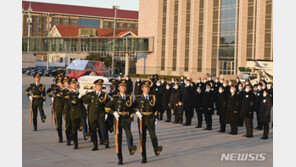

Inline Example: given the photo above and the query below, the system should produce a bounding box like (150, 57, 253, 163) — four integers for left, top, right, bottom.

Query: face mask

(206, 88, 210, 92)
(166, 86, 170, 90)
(239, 87, 242, 91)
(220, 80, 223, 83)
(263, 93, 267, 97)
(181, 77, 184, 80)
(229, 82, 232, 86)
(197, 89, 201, 92)
(161, 80, 165, 83)
(137, 79, 140, 82)
(230, 89, 234, 93)
(174, 86, 178, 89)
(125, 78, 129, 80)
(203, 80, 207, 83)
(186, 83, 190, 87)
(257, 87, 262, 91)
(156, 83, 161, 86)
(223, 84, 226, 87)
(172, 79, 175, 82)
(262, 86, 266, 89)
(246, 82, 250, 85)
(219, 89, 223, 93)
(215, 80, 218, 83)
(197, 80, 201, 83)
(245, 88, 250, 92)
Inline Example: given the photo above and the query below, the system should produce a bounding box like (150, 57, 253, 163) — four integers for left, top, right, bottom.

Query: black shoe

(260, 136, 268, 140)
(41, 115, 46, 123)
(232, 133, 237, 135)
(129, 145, 137, 155)
(141, 159, 147, 164)
(155, 146, 162, 156)
(99, 141, 104, 145)
(258, 128, 263, 130)
(172, 122, 177, 124)
(228, 132, 233, 135)
(165, 120, 170, 122)
(92, 146, 98, 151)
(105, 144, 109, 149)
(254, 126, 259, 129)
(66, 140, 71, 146)
(203, 127, 212, 130)
(58, 139, 63, 143)
(33, 128, 37, 131)
(118, 159, 123, 165)
(73, 144, 78, 149)
(218, 130, 225, 132)
(195, 125, 202, 128)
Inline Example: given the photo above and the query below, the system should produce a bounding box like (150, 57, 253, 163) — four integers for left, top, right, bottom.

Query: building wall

(137, 0, 273, 79)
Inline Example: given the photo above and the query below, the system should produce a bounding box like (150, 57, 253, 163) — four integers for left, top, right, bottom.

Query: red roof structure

(22, 1, 138, 20)
(53, 25, 138, 37)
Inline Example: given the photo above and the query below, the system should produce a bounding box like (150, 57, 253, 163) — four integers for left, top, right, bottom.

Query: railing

(22, 37, 153, 53)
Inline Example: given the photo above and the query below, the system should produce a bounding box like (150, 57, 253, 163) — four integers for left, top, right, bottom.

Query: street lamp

(112, 5, 120, 75)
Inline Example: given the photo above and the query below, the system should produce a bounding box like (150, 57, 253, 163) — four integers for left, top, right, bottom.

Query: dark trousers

(115, 118, 134, 161)
(195, 107, 203, 127)
(219, 112, 226, 131)
(164, 108, 171, 121)
(64, 109, 72, 142)
(262, 122, 270, 138)
(185, 108, 193, 125)
(54, 110, 63, 140)
(255, 110, 263, 129)
(230, 119, 238, 134)
(32, 98, 46, 129)
(138, 117, 159, 160)
(204, 111, 212, 129)
(244, 118, 253, 136)
(174, 106, 183, 123)
(71, 118, 81, 146)
(89, 116, 107, 147)
(238, 117, 244, 127)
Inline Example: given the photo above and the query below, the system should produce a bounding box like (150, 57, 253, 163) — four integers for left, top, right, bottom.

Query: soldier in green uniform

(105, 80, 137, 165)
(61, 76, 72, 146)
(65, 78, 84, 149)
(82, 79, 110, 151)
(47, 75, 60, 99)
(25, 73, 47, 131)
(134, 81, 163, 164)
(51, 76, 65, 143)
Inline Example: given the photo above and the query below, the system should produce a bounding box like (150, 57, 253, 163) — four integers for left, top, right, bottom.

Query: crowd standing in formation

(25, 73, 273, 165)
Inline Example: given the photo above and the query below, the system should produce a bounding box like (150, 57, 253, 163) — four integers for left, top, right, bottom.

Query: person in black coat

(162, 84, 172, 122)
(182, 80, 195, 126)
(254, 83, 264, 130)
(259, 90, 272, 140)
(134, 75, 142, 96)
(240, 85, 255, 137)
(194, 86, 203, 128)
(201, 84, 215, 130)
(236, 84, 244, 127)
(216, 86, 228, 132)
(125, 75, 133, 95)
(226, 86, 240, 135)
(170, 84, 182, 124)
(152, 80, 164, 120)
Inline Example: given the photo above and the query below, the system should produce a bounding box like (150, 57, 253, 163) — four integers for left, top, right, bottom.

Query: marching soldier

(25, 73, 47, 131)
(52, 76, 65, 143)
(105, 80, 137, 165)
(65, 78, 84, 149)
(134, 81, 163, 164)
(82, 79, 109, 151)
(61, 76, 72, 146)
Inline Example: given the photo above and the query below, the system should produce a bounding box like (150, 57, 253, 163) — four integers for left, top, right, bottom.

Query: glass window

(103, 21, 109, 28)
(54, 18, 59, 25)
(63, 18, 68, 25)
(71, 19, 77, 25)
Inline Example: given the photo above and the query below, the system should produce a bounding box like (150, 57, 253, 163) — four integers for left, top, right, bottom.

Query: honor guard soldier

(134, 81, 163, 163)
(61, 76, 72, 146)
(25, 73, 47, 131)
(82, 79, 110, 151)
(65, 78, 85, 149)
(52, 76, 65, 143)
(105, 80, 137, 165)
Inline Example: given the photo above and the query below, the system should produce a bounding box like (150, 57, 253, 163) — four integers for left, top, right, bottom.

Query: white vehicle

(78, 76, 111, 95)
(240, 60, 273, 87)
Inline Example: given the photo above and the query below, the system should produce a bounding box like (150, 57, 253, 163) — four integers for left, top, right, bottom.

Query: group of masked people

(25, 73, 162, 165)
(134, 75, 273, 140)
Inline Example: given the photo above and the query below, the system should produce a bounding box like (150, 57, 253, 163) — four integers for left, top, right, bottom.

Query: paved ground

(22, 75, 273, 167)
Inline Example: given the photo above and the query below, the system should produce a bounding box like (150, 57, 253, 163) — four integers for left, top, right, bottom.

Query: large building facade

(22, 1, 138, 37)
(137, 0, 273, 79)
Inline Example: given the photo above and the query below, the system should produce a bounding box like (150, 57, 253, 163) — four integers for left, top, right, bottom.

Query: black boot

(73, 134, 78, 149)
(117, 154, 123, 165)
(127, 138, 137, 155)
(152, 138, 162, 156)
(65, 131, 71, 146)
(91, 132, 98, 151)
(141, 153, 147, 164)
(58, 129, 63, 143)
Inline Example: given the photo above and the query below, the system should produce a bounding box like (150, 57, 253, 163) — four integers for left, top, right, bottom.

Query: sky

(27, 0, 139, 11)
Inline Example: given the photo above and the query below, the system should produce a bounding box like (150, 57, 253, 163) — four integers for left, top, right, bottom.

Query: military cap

(109, 79, 117, 85)
(56, 76, 63, 83)
(94, 79, 104, 85)
(69, 78, 78, 84)
(118, 80, 127, 87)
(142, 81, 151, 88)
(33, 73, 41, 78)
(63, 76, 70, 82)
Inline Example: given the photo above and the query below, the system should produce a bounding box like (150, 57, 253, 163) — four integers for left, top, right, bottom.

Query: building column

(125, 53, 130, 76)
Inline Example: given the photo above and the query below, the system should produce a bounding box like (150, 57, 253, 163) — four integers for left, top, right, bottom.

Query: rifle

(115, 118, 119, 153)
(139, 119, 143, 153)
(50, 100, 54, 124)
(29, 102, 32, 125)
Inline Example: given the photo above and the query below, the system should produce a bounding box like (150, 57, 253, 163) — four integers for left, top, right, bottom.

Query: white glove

(51, 97, 54, 102)
(78, 94, 83, 99)
(136, 111, 142, 120)
(105, 114, 108, 120)
(29, 96, 33, 102)
(155, 119, 158, 125)
(113, 112, 120, 121)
